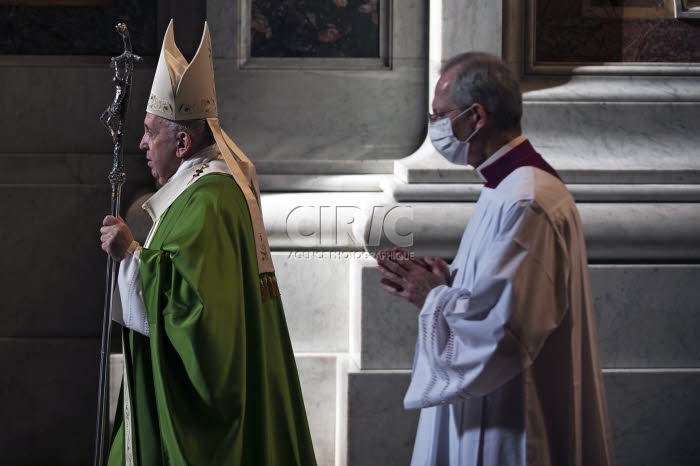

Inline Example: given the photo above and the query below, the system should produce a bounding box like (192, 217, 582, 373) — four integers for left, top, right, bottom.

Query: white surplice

(405, 147, 614, 465)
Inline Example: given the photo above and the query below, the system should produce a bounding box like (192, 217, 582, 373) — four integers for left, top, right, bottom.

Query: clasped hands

(376, 246, 454, 309)
(100, 215, 134, 262)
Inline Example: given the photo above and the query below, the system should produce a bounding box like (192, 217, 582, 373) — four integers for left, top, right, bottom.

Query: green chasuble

(108, 173, 316, 466)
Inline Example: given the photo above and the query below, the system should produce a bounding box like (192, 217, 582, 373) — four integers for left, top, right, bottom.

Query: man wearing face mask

(376, 53, 615, 465)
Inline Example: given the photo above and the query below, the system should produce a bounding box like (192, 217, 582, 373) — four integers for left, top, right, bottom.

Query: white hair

(163, 118, 216, 152)
(441, 52, 522, 130)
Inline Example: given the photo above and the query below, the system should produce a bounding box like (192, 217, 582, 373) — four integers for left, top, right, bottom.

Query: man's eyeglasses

(427, 107, 463, 123)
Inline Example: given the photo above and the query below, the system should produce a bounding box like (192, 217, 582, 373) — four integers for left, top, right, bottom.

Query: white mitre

(146, 20, 277, 287)
(147, 20, 217, 120)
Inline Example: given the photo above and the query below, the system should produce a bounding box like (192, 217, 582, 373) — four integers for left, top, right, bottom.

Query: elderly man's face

(139, 113, 180, 185)
(433, 65, 486, 168)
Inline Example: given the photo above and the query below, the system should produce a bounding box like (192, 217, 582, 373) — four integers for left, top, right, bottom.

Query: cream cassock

(405, 137, 615, 466)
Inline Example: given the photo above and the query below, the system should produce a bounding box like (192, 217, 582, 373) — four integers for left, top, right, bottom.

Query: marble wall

(343, 0, 700, 465)
(1, 0, 699, 464)
(207, 0, 427, 168)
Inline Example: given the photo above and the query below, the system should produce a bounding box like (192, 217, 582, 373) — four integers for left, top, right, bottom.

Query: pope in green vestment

(107, 169, 317, 465)
(98, 18, 316, 465)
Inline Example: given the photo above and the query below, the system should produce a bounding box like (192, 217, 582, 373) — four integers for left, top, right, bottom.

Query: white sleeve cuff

(114, 246, 150, 337)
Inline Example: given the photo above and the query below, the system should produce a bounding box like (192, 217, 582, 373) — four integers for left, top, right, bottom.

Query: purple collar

(478, 139, 560, 189)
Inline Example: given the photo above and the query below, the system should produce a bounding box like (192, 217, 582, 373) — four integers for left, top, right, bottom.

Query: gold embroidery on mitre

(178, 97, 217, 116)
(147, 94, 174, 116)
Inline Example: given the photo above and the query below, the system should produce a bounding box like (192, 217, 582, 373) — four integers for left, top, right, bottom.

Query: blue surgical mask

(428, 107, 479, 166)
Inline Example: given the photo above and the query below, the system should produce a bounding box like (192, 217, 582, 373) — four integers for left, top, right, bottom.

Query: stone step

(337, 364, 700, 466)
